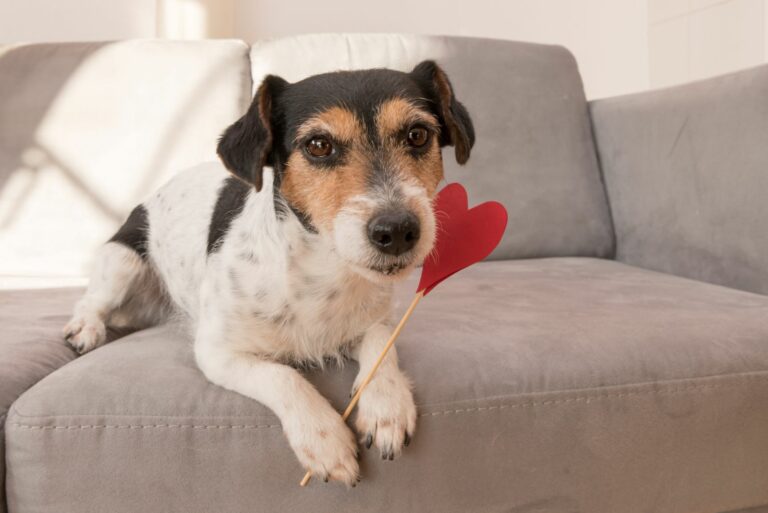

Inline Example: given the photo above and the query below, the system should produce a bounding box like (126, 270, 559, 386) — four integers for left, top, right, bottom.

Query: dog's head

(217, 61, 474, 282)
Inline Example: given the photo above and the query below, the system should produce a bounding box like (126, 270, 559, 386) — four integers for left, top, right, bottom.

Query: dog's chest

(222, 223, 392, 363)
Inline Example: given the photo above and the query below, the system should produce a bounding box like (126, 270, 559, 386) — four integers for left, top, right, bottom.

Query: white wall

(0, 0, 157, 43)
(649, 0, 768, 88)
(9, 1, 768, 97)
(234, 0, 650, 99)
(0, 0, 650, 99)
(0, 0, 238, 43)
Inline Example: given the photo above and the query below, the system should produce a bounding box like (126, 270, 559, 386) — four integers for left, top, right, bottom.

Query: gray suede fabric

(250, 34, 615, 261)
(7, 258, 768, 513)
(590, 64, 768, 295)
(0, 288, 82, 513)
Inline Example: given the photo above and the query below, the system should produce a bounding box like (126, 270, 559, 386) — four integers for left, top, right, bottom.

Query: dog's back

(142, 162, 232, 317)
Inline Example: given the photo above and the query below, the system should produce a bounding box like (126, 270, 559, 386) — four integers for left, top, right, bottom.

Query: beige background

(648, 0, 768, 88)
(4, 1, 765, 96)
(0, 0, 648, 99)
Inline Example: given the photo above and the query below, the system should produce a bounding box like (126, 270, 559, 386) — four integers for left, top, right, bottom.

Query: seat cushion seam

(8, 372, 768, 429)
(419, 377, 767, 417)
(8, 403, 278, 420)
(7, 422, 281, 430)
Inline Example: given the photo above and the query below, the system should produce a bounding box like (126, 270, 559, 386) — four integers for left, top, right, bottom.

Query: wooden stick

(300, 290, 425, 487)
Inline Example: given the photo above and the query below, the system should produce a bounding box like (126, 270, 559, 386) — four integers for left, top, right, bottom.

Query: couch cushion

(590, 63, 768, 296)
(6, 258, 768, 513)
(0, 287, 83, 513)
(250, 34, 615, 261)
(0, 40, 251, 284)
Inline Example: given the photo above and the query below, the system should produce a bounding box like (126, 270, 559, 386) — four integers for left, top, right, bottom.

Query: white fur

(65, 161, 428, 486)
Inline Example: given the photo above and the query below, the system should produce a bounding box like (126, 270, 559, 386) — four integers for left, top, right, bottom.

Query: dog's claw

(64, 336, 83, 354)
(364, 434, 373, 449)
(404, 432, 411, 447)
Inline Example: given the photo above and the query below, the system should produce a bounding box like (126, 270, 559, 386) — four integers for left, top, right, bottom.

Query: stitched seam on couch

(8, 371, 768, 429)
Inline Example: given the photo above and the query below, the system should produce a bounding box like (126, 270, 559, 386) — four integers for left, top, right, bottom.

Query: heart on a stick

(418, 183, 508, 295)
(299, 182, 507, 486)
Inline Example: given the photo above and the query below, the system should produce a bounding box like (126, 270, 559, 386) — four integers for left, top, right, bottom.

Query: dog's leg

(195, 324, 360, 486)
(352, 323, 417, 460)
(64, 242, 149, 354)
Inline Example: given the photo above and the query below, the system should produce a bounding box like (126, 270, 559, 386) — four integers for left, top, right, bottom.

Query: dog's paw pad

(63, 317, 106, 355)
(287, 408, 360, 487)
(354, 373, 417, 461)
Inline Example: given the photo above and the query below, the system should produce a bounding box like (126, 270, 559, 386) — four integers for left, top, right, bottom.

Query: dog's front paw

(284, 404, 360, 486)
(354, 370, 416, 460)
(63, 314, 107, 355)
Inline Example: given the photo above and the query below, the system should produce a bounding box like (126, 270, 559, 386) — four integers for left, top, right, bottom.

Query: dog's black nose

(367, 212, 420, 256)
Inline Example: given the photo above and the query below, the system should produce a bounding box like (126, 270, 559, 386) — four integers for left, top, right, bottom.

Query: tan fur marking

(283, 107, 369, 230)
(295, 106, 360, 144)
(281, 150, 369, 230)
(376, 98, 438, 140)
(375, 99, 443, 196)
(392, 145, 443, 198)
(282, 100, 444, 232)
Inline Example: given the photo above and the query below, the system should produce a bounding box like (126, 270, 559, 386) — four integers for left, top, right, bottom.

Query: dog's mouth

(369, 261, 409, 276)
(362, 250, 423, 280)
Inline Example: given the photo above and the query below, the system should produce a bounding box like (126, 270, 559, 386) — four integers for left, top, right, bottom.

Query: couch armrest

(589, 64, 768, 295)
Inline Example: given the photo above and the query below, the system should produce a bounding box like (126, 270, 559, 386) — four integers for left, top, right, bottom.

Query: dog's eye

(407, 126, 429, 148)
(306, 136, 333, 158)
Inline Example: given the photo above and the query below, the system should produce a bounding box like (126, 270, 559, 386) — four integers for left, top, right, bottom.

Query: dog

(64, 60, 474, 486)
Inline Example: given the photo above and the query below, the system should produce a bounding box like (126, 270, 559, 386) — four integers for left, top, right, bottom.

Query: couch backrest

(590, 65, 768, 295)
(0, 35, 616, 285)
(0, 40, 250, 284)
(250, 34, 615, 261)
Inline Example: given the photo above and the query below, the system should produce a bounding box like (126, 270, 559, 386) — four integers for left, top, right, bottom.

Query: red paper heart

(417, 183, 508, 295)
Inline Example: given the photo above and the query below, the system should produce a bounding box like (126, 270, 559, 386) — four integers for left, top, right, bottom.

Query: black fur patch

(288, 203, 318, 234)
(109, 204, 149, 259)
(217, 62, 474, 202)
(207, 177, 252, 254)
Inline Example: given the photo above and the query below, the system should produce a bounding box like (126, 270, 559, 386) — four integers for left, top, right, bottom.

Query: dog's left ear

(217, 75, 288, 191)
(410, 60, 475, 165)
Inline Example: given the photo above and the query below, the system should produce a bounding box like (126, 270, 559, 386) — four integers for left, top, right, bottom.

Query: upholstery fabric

(7, 258, 768, 513)
(0, 40, 251, 282)
(0, 287, 82, 513)
(250, 34, 615, 261)
(590, 64, 768, 295)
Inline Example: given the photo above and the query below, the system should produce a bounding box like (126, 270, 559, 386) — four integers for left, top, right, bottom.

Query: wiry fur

(65, 61, 474, 486)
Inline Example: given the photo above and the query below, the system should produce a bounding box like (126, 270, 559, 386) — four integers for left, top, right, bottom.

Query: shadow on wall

(0, 43, 106, 208)
(0, 40, 249, 286)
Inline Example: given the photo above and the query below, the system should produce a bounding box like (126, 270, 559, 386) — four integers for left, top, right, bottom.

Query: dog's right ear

(217, 75, 288, 191)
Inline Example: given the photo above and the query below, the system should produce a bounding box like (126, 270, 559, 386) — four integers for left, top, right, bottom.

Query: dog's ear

(410, 60, 475, 165)
(217, 75, 288, 191)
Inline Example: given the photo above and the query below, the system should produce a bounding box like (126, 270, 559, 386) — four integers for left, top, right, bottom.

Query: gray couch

(2, 34, 768, 513)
